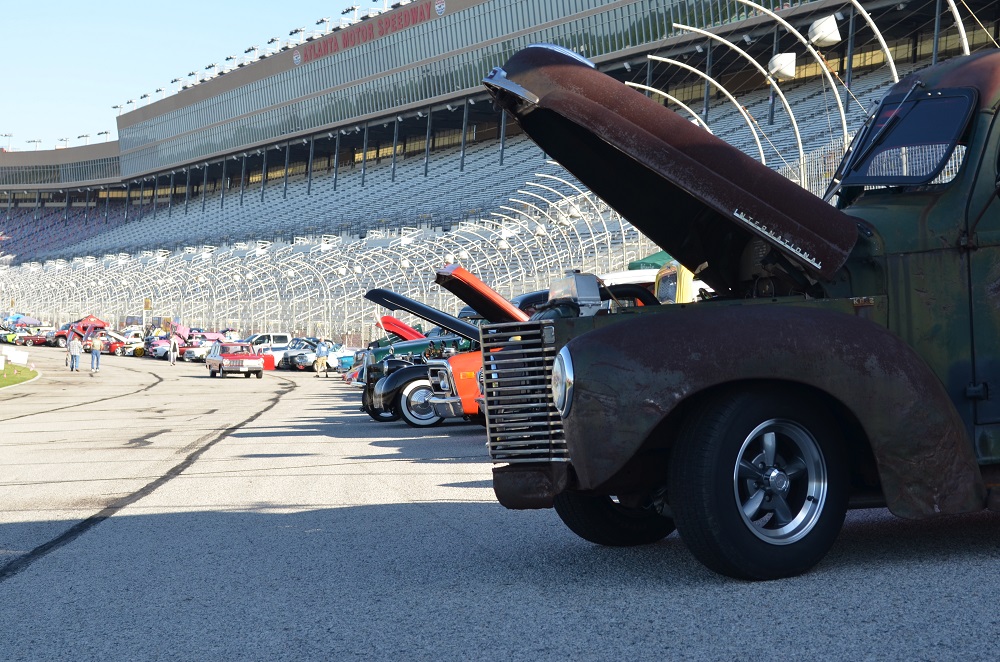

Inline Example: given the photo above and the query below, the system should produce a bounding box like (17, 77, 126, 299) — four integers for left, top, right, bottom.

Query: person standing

(68, 333, 83, 372)
(169, 334, 180, 365)
(314, 338, 330, 378)
(90, 335, 103, 372)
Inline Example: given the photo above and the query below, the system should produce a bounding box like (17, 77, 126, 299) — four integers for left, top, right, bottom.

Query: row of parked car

(22, 316, 359, 377)
(344, 263, 671, 428)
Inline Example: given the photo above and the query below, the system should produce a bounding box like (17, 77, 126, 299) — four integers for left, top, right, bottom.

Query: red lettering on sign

(297, 0, 435, 66)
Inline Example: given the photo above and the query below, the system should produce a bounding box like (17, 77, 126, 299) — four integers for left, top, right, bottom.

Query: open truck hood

(365, 289, 480, 343)
(483, 45, 859, 291)
(434, 264, 529, 323)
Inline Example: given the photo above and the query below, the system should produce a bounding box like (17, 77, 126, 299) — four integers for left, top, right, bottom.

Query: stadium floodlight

(26, 139, 41, 150)
(77, 134, 90, 145)
(0, 133, 11, 150)
(112, 104, 123, 115)
(807, 15, 842, 48)
(342, 5, 359, 15)
(267, 37, 279, 44)
(170, 77, 181, 83)
(97, 131, 110, 141)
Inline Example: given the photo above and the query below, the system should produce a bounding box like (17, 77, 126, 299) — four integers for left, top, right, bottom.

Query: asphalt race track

(2, 345, 1000, 660)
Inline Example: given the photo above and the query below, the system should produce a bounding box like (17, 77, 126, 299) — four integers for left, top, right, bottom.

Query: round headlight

(551, 346, 574, 418)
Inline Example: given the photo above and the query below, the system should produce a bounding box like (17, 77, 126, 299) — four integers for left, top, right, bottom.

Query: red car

(205, 342, 265, 379)
(15, 331, 49, 346)
(81, 329, 127, 355)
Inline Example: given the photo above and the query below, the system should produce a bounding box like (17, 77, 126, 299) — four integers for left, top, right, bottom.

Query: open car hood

(483, 44, 859, 289)
(434, 264, 529, 323)
(365, 289, 480, 342)
(377, 315, 425, 342)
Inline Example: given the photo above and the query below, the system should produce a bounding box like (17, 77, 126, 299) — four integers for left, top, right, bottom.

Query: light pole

(112, 104, 123, 115)
(288, 27, 305, 46)
(77, 134, 90, 145)
(26, 139, 41, 150)
(341, 5, 359, 25)
(315, 17, 330, 33)
(0, 133, 11, 150)
(139, 93, 150, 106)
(97, 131, 110, 142)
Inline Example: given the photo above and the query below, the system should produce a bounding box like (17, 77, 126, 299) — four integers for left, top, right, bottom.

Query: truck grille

(480, 320, 567, 463)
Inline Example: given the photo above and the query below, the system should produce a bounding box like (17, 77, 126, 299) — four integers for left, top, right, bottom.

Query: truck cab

(479, 45, 1000, 580)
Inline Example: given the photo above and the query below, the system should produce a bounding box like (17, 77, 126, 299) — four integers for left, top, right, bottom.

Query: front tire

(114, 347, 123, 356)
(554, 492, 675, 546)
(396, 378, 443, 428)
(362, 388, 400, 422)
(668, 387, 848, 580)
(209, 369, 218, 378)
(25, 339, 34, 346)
(255, 371, 263, 379)
(57, 337, 67, 348)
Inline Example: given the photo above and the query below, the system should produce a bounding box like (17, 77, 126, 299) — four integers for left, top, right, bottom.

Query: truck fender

(374, 364, 430, 410)
(562, 304, 985, 519)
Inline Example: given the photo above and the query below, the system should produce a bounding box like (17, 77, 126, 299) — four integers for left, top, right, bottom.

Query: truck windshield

(840, 87, 976, 189)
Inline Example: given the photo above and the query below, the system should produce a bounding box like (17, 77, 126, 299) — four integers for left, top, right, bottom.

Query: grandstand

(1, 0, 997, 341)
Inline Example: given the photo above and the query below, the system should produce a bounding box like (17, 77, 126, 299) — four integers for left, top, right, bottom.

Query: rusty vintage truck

(479, 45, 1000, 579)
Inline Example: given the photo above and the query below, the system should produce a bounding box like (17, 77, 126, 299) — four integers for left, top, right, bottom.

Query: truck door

(967, 144, 1000, 441)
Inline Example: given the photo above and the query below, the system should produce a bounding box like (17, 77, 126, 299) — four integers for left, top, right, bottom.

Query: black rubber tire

(25, 339, 34, 346)
(244, 372, 251, 378)
(553, 491, 675, 546)
(396, 378, 444, 428)
(114, 347, 123, 356)
(668, 386, 848, 580)
(255, 371, 263, 379)
(362, 387, 400, 422)
(209, 369, 218, 378)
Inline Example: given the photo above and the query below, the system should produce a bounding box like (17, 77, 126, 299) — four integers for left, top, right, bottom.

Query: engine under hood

(483, 44, 859, 291)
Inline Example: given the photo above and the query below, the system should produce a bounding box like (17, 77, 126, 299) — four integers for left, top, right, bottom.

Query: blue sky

(1, 1, 375, 152)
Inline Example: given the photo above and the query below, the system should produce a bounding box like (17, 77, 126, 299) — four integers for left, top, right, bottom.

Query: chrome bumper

(429, 395, 464, 418)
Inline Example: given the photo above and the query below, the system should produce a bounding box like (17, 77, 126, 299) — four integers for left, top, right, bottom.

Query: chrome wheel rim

(732, 419, 827, 545)
(407, 386, 436, 420)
